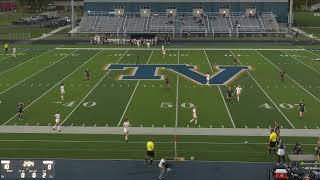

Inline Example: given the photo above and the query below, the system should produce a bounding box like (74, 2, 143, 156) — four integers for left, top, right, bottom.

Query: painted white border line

(0, 48, 55, 76)
(62, 50, 129, 125)
(2, 50, 103, 125)
(56, 47, 306, 51)
(256, 50, 320, 103)
(117, 50, 154, 127)
(175, 50, 180, 128)
(230, 50, 295, 128)
(0, 50, 78, 96)
(1, 126, 320, 136)
(204, 50, 235, 128)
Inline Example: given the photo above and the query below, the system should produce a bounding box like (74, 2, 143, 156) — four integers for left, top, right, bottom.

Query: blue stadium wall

(84, 2, 288, 23)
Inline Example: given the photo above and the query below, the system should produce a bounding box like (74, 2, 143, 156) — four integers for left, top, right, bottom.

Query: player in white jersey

(161, 45, 166, 56)
(60, 83, 65, 101)
(12, 47, 16, 58)
(123, 118, 130, 142)
(189, 107, 197, 124)
(206, 72, 210, 85)
(53, 111, 61, 132)
(137, 40, 141, 48)
(158, 157, 170, 179)
(235, 85, 242, 102)
(146, 42, 151, 49)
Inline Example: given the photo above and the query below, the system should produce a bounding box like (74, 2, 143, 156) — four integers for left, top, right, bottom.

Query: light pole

(71, 0, 75, 29)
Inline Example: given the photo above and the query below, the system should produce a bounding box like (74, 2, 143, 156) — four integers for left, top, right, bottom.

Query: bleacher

(78, 12, 284, 37)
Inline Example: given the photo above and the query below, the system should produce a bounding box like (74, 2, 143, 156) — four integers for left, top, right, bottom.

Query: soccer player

(274, 121, 281, 144)
(158, 157, 170, 179)
(84, 69, 90, 81)
(206, 72, 210, 85)
(280, 71, 286, 82)
(17, 102, 24, 120)
(146, 42, 151, 49)
(145, 138, 155, 166)
(123, 118, 130, 142)
(136, 56, 140, 65)
(12, 47, 16, 58)
(268, 128, 277, 155)
(226, 86, 233, 102)
(161, 45, 166, 56)
(234, 58, 238, 65)
(60, 83, 65, 101)
(165, 77, 170, 88)
(295, 100, 306, 119)
(235, 85, 242, 102)
(3, 42, 8, 55)
(189, 107, 197, 124)
(53, 111, 61, 132)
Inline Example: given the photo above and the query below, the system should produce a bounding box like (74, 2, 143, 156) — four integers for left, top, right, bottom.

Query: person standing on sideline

(12, 47, 16, 58)
(269, 128, 277, 155)
(3, 42, 9, 55)
(145, 138, 155, 166)
(158, 157, 170, 179)
(53, 111, 61, 132)
(277, 143, 286, 164)
(316, 137, 320, 161)
(123, 118, 130, 142)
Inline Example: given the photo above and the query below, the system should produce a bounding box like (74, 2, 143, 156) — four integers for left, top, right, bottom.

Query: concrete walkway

(30, 25, 71, 41)
(1, 126, 320, 137)
(292, 27, 320, 41)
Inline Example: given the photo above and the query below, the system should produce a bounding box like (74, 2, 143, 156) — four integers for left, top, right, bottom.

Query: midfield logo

(105, 64, 251, 85)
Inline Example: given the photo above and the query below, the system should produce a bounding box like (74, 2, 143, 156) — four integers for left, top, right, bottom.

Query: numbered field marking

(180, 102, 195, 108)
(160, 102, 196, 109)
(82, 101, 96, 107)
(259, 103, 273, 109)
(279, 103, 294, 109)
(160, 102, 173, 108)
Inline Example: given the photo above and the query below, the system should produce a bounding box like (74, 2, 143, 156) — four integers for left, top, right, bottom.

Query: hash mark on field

(221, 125, 224, 128)
(140, 124, 143, 127)
(38, 83, 42, 86)
(82, 124, 85, 127)
(304, 126, 308, 129)
(94, 124, 97, 127)
(25, 123, 29, 126)
(36, 123, 40, 126)
(71, 124, 74, 127)
(245, 125, 248, 128)
(14, 123, 17, 126)
(257, 126, 259, 128)
(187, 125, 189, 128)
(163, 125, 166, 127)
(317, 126, 319, 129)
(152, 125, 154, 127)
(210, 125, 212, 128)
(105, 124, 108, 127)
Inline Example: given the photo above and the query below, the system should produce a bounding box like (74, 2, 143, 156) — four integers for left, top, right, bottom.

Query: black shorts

(147, 150, 154, 158)
(269, 141, 276, 148)
(300, 109, 305, 113)
(18, 110, 23, 113)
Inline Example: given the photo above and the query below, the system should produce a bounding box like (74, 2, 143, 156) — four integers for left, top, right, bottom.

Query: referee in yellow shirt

(145, 138, 155, 166)
(3, 42, 9, 55)
(269, 128, 277, 155)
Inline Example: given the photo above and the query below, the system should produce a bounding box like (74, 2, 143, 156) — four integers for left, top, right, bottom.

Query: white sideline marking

(204, 50, 235, 128)
(0, 49, 55, 77)
(2, 50, 104, 126)
(0, 50, 78, 96)
(256, 50, 320, 104)
(62, 50, 128, 125)
(283, 50, 320, 75)
(117, 50, 154, 127)
(175, 51, 180, 128)
(233, 50, 295, 129)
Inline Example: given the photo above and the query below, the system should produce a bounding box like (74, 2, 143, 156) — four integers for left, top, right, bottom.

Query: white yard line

(175, 51, 180, 128)
(282, 50, 320, 75)
(0, 50, 78, 96)
(61, 50, 128, 125)
(2, 50, 104, 126)
(256, 50, 320, 103)
(230, 50, 295, 129)
(0, 49, 28, 62)
(0, 49, 55, 76)
(117, 50, 154, 127)
(304, 49, 320, 58)
(204, 50, 236, 128)
(56, 47, 305, 51)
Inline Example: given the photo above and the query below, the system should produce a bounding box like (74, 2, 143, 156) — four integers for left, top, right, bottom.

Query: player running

(234, 58, 238, 65)
(189, 107, 197, 124)
(161, 45, 166, 56)
(165, 77, 170, 88)
(53, 111, 61, 132)
(147, 42, 151, 49)
(295, 100, 306, 119)
(235, 85, 242, 102)
(280, 71, 286, 82)
(136, 56, 141, 65)
(84, 69, 90, 81)
(206, 72, 210, 85)
(17, 102, 24, 120)
(12, 47, 16, 58)
(60, 83, 65, 101)
(226, 86, 233, 102)
(123, 118, 130, 142)
(3, 42, 8, 55)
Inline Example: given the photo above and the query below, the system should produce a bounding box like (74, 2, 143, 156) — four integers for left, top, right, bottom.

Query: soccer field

(1, 46, 320, 129)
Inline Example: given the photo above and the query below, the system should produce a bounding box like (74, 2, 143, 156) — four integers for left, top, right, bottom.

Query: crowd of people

(90, 34, 160, 47)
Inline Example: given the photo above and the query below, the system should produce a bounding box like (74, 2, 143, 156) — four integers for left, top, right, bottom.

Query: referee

(145, 138, 155, 166)
(269, 128, 277, 155)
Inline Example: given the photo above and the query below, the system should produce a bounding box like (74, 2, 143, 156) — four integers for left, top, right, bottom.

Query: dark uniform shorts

(269, 141, 276, 148)
(147, 150, 154, 158)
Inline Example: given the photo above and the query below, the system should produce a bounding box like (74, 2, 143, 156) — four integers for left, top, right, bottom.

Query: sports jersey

(159, 159, 166, 168)
(146, 141, 155, 151)
(269, 132, 277, 142)
(236, 87, 242, 94)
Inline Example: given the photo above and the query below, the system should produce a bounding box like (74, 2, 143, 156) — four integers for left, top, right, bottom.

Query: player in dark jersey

(274, 121, 281, 144)
(165, 77, 170, 88)
(295, 100, 305, 119)
(234, 58, 238, 65)
(17, 102, 24, 120)
(226, 87, 233, 102)
(280, 71, 286, 82)
(85, 69, 90, 81)
(136, 56, 140, 65)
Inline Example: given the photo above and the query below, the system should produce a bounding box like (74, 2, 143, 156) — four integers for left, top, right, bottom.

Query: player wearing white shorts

(147, 42, 151, 49)
(235, 85, 242, 102)
(189, 107, 197, 124)
(12, 47, 16, 58)
(123, 118, 130, 142)
(53, 111, 61, 132)
(60, 83, 65, 101)
(158, 157, 170, 179)
(161, 45, 166, 56)
(206, 72, 210, 85)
